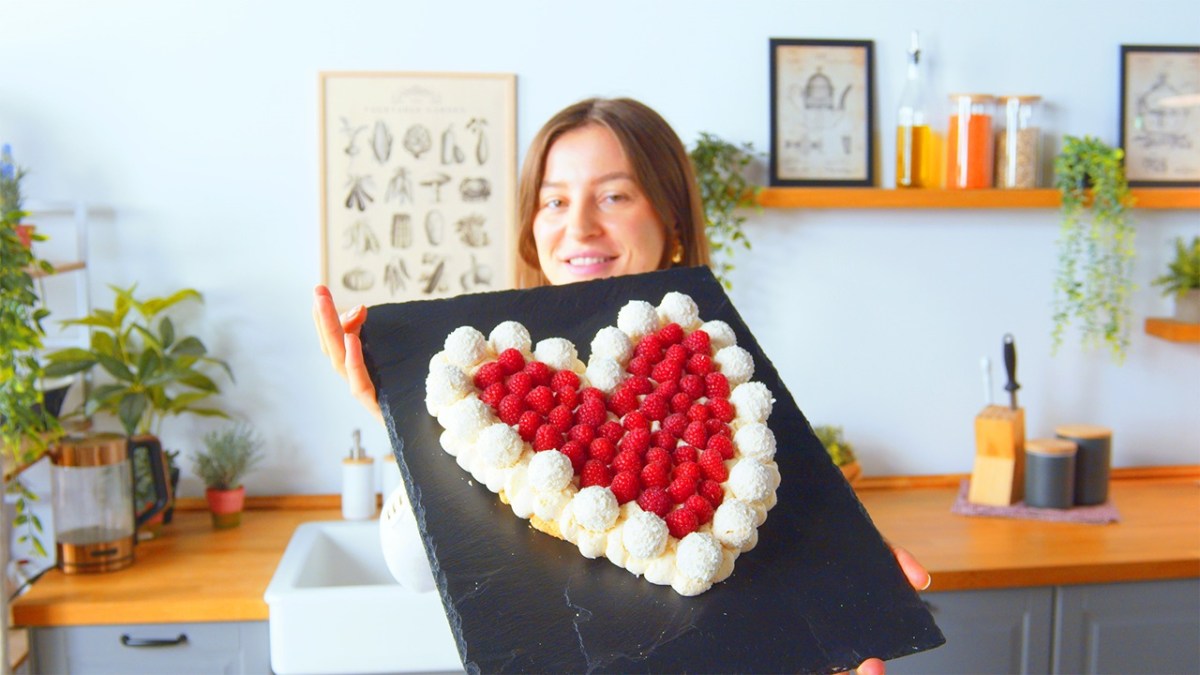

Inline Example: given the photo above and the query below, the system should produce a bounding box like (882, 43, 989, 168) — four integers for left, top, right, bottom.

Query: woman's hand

(846, 544, 932, 675)
(312, 285, 383, 424)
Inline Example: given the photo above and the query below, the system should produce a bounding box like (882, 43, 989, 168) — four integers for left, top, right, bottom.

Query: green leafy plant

(191, 423, 264, 491)
(689, 132, 762, 288)
(813, 424, 857, 467)
(43, 285, 233, 436)
(1052, 135, 1135, 363)
(1151, 236, 1200, 299)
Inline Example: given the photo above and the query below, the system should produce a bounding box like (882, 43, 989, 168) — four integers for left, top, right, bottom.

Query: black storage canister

(1024, 438, 1077, 509)
(1056, 424, 1113, 506)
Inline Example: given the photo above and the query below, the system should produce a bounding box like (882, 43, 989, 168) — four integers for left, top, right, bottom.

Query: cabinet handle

(120, 633, 189, 648)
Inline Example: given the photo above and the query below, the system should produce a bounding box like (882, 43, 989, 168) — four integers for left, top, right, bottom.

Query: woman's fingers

(313, 285, 367, 379)
(891, 544, 932, 591)
(854, 657, 886, 675)
(344, 333, 383, 423)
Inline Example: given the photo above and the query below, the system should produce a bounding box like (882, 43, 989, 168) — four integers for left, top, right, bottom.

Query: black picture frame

(769, 38, 875, 187)
(1118, 44, 1200, 187)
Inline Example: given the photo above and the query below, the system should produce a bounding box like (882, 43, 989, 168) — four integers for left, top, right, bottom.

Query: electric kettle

(49, 433, 170, 574)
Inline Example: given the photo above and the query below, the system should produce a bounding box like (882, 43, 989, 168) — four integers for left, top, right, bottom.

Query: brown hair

(514, 98, 709, 288)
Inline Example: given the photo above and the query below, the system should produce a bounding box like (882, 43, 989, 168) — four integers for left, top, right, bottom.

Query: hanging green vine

(689, 133, 761, 288)
(1052, 135, 1135, 363)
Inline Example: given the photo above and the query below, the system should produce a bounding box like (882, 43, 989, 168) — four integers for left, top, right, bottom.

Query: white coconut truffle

(488, 321, 531, 355)
(714, 345, 755, 387)
(533, 337, 577, 372)
(675, 532, 722, 581)
(711, 499, 757, 549)
(573, 486, 619, 533)
(424, 361, 471, 414)
(617, 300, 659, 339)
(527, 450, 573, 492)
(622, 509, 669, 559)
(586, 356, 625, 394)
(590, 326, 633, 365)
(729, 460, 773, 503)
(734, 423, 777, 463)
(444, 326, 488, 368)
(476, 423, 523, 469)
(700, 320, 737, 351)
(657, 292, 700, 330)
(438, 397, 494, 443)
(730, 382, 774, 424)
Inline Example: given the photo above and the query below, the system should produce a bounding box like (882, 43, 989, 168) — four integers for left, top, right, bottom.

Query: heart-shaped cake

(424, 291, 779, 596)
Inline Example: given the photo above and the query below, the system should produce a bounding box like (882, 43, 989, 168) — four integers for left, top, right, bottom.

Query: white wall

(2, 0, 1197, 496)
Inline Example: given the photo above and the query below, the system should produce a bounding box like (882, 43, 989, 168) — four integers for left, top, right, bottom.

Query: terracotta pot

(205, 486, 246, 529)
(1174, 289, 1200, 324)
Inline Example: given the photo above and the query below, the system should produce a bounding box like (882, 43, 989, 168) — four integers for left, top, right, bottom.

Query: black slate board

(361, 267, 944, 674)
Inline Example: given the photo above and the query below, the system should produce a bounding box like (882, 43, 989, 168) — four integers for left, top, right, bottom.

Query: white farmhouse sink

(264, 518, 463, 674)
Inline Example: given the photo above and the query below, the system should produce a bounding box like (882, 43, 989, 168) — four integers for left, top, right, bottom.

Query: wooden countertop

(11, 470, 1200, 627)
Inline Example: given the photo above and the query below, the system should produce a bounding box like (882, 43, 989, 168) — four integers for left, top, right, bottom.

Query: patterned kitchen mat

(951, 479, 1120, 524)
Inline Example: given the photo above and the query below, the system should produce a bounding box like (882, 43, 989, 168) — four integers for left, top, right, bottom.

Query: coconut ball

(488, 321, 531, 355)
(700, 320, 737, 351)
(730, 382, 774, 424)
(534, 337, 577, 372)
(444, 326, 487, 368)
(438, 396, 494, 443)
(714, 345, 755, 387)
(734, 423, 777, 463)
(528, 450, 573, 492)
(586, 356, 625, 394)
(622, 508, 668, 559)
(573, 486, 619, 533)
(590, 326, 633, 365)
(424, 361, 471, 414)
(657, 292, 700, 330)
(476, 423, 523, 469)
(617, 300, 659, 339)
(711, 499, 756, 549)
(729, 460, 773, 503)
(675, 532, 722, 581)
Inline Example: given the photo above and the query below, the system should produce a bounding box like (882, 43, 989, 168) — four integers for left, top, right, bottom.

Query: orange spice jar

(946, 94, 996, 189)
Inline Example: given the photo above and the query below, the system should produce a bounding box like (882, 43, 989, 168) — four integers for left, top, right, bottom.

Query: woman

(314, 97, 926, 675)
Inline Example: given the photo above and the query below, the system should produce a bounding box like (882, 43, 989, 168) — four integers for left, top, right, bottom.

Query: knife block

(968, 405, 1026, 506)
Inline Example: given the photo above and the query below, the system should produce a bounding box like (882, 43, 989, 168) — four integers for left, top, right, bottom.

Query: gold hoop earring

(670, 240, 684, 264)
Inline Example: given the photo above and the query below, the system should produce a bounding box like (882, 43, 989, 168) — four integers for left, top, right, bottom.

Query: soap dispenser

(341, 429, 375, 520)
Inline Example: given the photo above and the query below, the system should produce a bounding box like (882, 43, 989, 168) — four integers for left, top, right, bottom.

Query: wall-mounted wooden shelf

(1144, 317, 1200, 342)
(26, 261, 86, 279)
(757, 187, 1200, 210)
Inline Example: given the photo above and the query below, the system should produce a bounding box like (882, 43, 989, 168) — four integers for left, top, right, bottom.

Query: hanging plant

(689, 133, 761, 288)
(1051, 135, 1135, 363)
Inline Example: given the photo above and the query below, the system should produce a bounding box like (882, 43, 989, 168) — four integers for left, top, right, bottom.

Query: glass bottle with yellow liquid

(896, 31, 939, 188)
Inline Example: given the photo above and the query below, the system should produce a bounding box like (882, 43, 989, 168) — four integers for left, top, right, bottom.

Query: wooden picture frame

(1119, 45, 1200, 187)
(319, 72, 517, 310)
(769, 38, 875, 187)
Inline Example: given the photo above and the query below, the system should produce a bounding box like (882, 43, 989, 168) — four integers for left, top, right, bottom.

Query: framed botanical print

(1119, 45, 1200, 187)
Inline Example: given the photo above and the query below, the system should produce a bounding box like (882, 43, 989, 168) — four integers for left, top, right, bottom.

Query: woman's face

(533, 124, 667, 286)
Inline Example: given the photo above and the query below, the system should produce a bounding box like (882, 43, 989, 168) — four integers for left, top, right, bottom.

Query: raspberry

(580, 387, 605, 406)
(665, 508, 698, 539)
(651, 359, 682, 384)
(506, 371, 534, 398)
(645, 447, 671, 465)
(556, 386, 578, 409)
(609, 470, 640, 504)
(667, 476, 697, 504)
(634, 334, 663, 361)
(654, 378, 679, 400)
(618, 427, 651, 456)
(481, 381, 507, 408)
(599, 420, 624, 443)
(608, 387, 639, 416)
(657, 323, 684, 345)
(639, 394, 668, 421)
(525, 385, 555, 415)
(682, 329, 711, 355)
(523, 360, 552, 386)
(685, 494, 714, 525)
(670, 392, 692, 414)
(560, 440, 587, 473)
(640, 461, 671, 489)
(534, 424, 563, 452)
(498, 394, 526, 425)
(517, 410, 542, 442)
(622, 411, 649, 432)
(473, 361, 505, 390)
(705, 372, 730, 399)
(683, 421, 708, 448)
(580, 459, 612, 488)
(672, 445, 698, 465)
(687, 403, 710, 422)
(568, 423, 595, 445)
(637, 486, 672, 518)
(498, 348, 525, 375)
(699, 448, 729, 482)
(548, 404, 574, 432)
(679, 373, 705, 400)
(699, 479, 724, 507)
(612, 449, 643, 474)
(627, 355, 653, 377)
(706, 419, 731, 438)
(707, 398, 735, 423)
(660, 413, 685, 437)
(550, 369, 580, 391)
(589, 437, 617, 463)
(576, 400, 607, 428)
(673, 461, 702, 486)
(686, 353, 713, 376)
(707, 434, 735, 460)
(664, 343, 689, 364)
(651, 429, 678, 451)
(625, 375, 654, 395)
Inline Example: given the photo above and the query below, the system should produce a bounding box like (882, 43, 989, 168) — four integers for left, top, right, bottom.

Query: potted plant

(1051, 135, 1135, 363)
(190, 423, 264, 529)
(1151, 235, 1200, 324)
(813, 424, 862, 484)
(689, 133, 762, 288)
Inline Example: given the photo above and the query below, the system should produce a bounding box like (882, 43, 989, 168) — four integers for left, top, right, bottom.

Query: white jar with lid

(995, 95, 1042, 188)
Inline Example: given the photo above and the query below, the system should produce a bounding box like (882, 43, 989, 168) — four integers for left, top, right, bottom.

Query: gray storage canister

(1056, 424, 1112, 506)
(1024, 438, 1077, 509)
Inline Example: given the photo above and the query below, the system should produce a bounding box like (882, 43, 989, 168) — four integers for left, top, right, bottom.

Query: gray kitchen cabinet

(30, 621, 269, 674)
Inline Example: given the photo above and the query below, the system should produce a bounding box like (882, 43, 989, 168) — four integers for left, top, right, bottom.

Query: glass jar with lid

(994, 95, 1042, 188)
(945, 94, 996, 189)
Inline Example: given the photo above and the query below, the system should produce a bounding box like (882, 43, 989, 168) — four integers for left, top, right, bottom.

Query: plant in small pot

(190, 423, 264, 529)
(813, 424, 861, 484)
(1151, 235, 1200, 324)
(1051, 135, 1135, 363)
(689, 132, 762, 289)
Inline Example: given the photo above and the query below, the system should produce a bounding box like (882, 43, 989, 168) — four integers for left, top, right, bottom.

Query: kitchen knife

(1003, 333, 1020, 409)
(981, 356, 993, 405)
